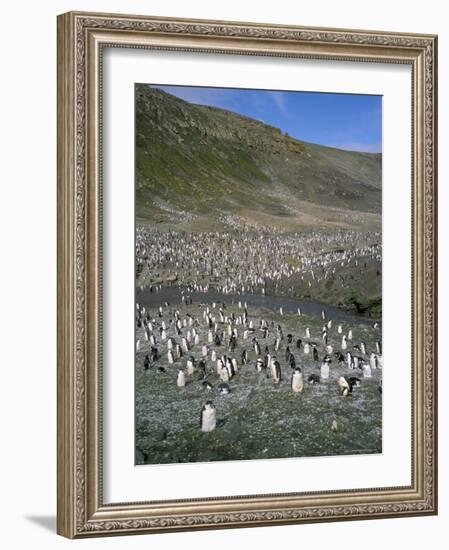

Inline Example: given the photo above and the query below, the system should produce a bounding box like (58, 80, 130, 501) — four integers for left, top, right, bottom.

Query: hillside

(135, 85, 382, 231)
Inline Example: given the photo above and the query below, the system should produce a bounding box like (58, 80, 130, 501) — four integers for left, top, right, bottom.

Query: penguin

(303, 342, 310, 355)
(241, 349, 248, 365)
(360, 341, 367, 355)
(150, 346, 159, 362)
(271, 359, 282, 384)
(362, 363, 372, 378)
(348, 329, 353, 340)
(181, 337, 189, 353)
(219, 366, 230, 382)
(274, 336, 281, 352)
(217, 382, 231, 395)
(177, 370, 186, 388)
(202, 380, 213, 391)
(253, 339, 261, 355)
(369, 352, 377, 371)
(255, 357, 265, 372)
(200, 401, 217, 432)
(337, 324, 343, 334)
(376, 341, 382, 354)
(175, 343, 183, 358)
(216, 358, 224, 375)
(143, 354, 150, 370)
(341, 335, 348, 351)
(347, 376, 361, 388)
(136, 339, 141, 352)
(291, 367, 304, 393)
(305, 327, 311, 338)
(197, 360, 207, 380)
(308, 374, 320, 385)
(186, 356, 195, 375)
(167, 349, 174, 364)
(231, 357, 238, 374)
(296, 338, 302, 349)
(312, 346, 319, 362)
(223, 357, 233, 378)
(337, 376, 350, 396)
(288, 353, 296, 369)
(320, 357, 331, 380)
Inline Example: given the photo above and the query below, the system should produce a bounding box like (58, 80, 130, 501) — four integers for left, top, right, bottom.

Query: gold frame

(57, 11, 438, 538)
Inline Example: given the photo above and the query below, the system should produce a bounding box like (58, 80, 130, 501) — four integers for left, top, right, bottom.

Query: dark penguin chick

(241, 349, 248, 365)
(228, 335, 237, 352)
(143, 354, 150, 370)
(308, 374, 320, 385)
(287, 334, 293, 344)
(214, 333, 222, 346)
(202, 380, 213, 391)
(346, 376, 361, 388)
(296, 338, 302, 349)
(312, 346, 319, 362)
(200, 401, 217, 432)
(285, 346, 291, 362)
(334, 352, 345, 364)
(157, 366, 166, 373)
(150, 346, 159, 361)
(289, 353, 296, 368)
(196, 360, 207, 379)
(217, 382, 231, 394)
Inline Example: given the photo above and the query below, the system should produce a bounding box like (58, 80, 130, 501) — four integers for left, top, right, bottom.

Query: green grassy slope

(135, 85, 382, 231)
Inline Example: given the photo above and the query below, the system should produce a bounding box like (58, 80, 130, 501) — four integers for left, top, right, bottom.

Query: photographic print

(134, 84, 383, 465)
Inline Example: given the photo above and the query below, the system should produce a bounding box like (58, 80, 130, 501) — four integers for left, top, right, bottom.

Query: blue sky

(150, 84, 382, 154)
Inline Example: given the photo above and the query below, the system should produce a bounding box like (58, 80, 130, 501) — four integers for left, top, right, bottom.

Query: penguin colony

(136, 297, 383, 461)
(135, 227, 381, 299)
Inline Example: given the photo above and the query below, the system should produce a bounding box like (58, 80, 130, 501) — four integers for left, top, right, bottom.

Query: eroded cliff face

(135, 85, 381, 231)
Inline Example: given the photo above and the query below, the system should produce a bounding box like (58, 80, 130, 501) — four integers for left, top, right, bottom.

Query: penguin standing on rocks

(200, 401, 217, 433)
(177, 370, 186, 388)
(271, 358, 282, 384)
(337, 376, 350, 396)
(320, 357, 331, 380)
(291, 367, 304, 393)
(255, 357, 265, 373)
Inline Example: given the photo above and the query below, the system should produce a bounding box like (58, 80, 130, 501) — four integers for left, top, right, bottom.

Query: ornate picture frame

(57, 11, 438, 538)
